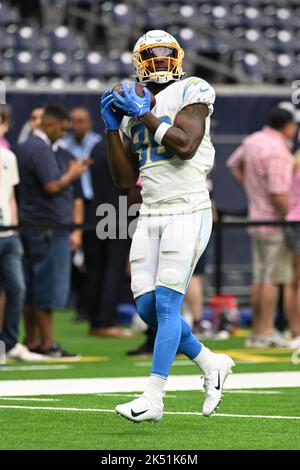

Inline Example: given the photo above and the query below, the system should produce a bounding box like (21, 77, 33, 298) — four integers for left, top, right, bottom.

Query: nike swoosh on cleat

(215, 371, 221, 390)
(131, 409, 149, 418)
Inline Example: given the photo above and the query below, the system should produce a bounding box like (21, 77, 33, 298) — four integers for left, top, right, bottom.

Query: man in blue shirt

(60, 107, 102, 321)
(60, 107, 102, 200)
(15, 105, 91, 358)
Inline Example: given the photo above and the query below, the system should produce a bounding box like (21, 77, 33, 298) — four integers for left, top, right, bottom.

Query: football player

(100, 30, 234, 422)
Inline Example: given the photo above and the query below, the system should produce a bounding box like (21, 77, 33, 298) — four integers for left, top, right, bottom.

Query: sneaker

(245, 333, 289, 348)
(202, 354, 235, 417)
(31, 342, 81, 360)
(115, 394, 163, 423)
(289, 336, 300, 349)
(6, 343, 49, 362)
(126, 342, 153, 356)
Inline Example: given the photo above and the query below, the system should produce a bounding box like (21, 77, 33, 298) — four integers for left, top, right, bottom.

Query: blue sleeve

(31, 143, 61, 183)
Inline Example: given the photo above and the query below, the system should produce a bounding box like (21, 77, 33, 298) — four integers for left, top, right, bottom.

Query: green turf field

(0, 310, 300, 450)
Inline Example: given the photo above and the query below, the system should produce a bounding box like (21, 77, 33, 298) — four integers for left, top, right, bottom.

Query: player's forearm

(139, 112, 201, 160)
(106, 131, 138, 189)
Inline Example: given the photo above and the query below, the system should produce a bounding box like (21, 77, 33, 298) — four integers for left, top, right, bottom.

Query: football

(111, 81, 156, 116)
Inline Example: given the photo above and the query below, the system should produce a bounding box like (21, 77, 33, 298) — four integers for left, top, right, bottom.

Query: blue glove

(113, 82, 151, 118)
(100, 89, 123, 131)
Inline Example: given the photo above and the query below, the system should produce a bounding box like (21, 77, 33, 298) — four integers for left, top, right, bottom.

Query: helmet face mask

(132, 30, 185, 84)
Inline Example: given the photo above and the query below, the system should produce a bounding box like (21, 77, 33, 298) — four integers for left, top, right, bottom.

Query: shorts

(130, 208, 213, 298)
(252, 233, 292, 284)
(284, 225, 300, 254)
(22, 230, 71, 309)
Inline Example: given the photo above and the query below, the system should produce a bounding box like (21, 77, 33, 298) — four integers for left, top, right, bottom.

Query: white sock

(192, 345, 215, 373)
(143, 374, 166, 403)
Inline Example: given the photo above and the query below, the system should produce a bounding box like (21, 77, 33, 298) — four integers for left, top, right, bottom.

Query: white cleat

(115, 394, 163, 423)
(202, 354, 235, 417)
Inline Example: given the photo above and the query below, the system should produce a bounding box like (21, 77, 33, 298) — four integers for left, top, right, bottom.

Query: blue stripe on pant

(136, 288, 203, 378)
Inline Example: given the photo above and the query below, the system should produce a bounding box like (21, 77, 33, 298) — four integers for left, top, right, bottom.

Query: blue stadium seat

(143, 10, 170, 29)
(48, 52, 84, 79)
(48, 26, 86, 52)
(277, 29, 295, 51)
(16, 26, 50, 51)
(112, 3, 134, 27)
(243, 28, 267, 48)
(0, 54, 14, 77)
(1, 25, 17, 49)
(13, 51, 38, 77)
(177, 28, 212, 53)
(274, 7, 295, 28)
(275, 53, 298, 80)
(83, 51, 109, 78)
(118, 51, 134, 77)
(0, 2, 20, 25)
(234, 51, 267, 82)
(232, 5, 273, 28)
(210, 5, 240, 28)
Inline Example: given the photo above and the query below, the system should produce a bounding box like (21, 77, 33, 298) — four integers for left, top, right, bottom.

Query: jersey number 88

(131, 116, 174, 168)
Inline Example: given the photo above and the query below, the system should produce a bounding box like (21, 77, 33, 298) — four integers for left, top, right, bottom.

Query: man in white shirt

(0, 110, 45, 361)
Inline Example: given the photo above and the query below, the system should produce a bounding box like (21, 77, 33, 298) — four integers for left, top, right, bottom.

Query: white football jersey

(120, 76, 216, 215)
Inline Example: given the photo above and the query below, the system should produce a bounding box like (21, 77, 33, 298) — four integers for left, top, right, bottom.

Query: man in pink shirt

(285, 148, 300, 348)
(227, 105, 298, 348)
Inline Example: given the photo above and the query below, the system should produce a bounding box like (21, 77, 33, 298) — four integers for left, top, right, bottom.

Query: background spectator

(285, 148, 300, 349)
(0, 109, 44, 361)
(18, 104, 46, 144)
(84, 139, 136, 339)
(15, 104, 91, 358)
(227, 106, 298, 348)
(60, 107, 102, 321)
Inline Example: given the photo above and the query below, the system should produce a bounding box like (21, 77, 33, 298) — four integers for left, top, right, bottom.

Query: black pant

(83, 231, 131, 328)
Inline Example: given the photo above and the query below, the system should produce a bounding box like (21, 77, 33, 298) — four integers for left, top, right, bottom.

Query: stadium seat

(16, 26, 51, 51)
(244, 28, 267, 48)
(177, 28, 212, 53)
(275, 53, 298, 80)
(13, 51, 37, 77)
(1, 25, 17, 49)
(0, 2, 20, 25)
(49, 51, 84, 79)
(112, 3, 134, 27)
(233, 51, 268, 82)
(48, 26, 86, 52)
(274, 7, 295, 27)
(0, 54, 14, 77)
(274, 29, 295, 51)
(83, 51, 109, 78)
(118, 51, 135, 77)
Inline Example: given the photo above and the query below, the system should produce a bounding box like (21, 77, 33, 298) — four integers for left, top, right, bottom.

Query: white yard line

(0, 404, 299, 421)
(0, 371, 299, 396)
(224, 391, 282, 395)
(135, 360, 256, 366)
(0, 365, 73, 372)
(0, 397, 60, 402)
(95, 393, 178, 398)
